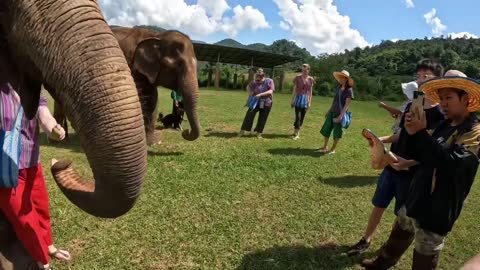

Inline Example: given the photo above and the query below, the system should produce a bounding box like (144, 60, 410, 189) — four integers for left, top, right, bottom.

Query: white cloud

(448, 32, 478, 39)
(197, 0, 230, 20)
(279, 21, 290, 30)
(221, 5, 270, 37)
(424, 8, 446, 36)
(405, 0, 414, 8)
(273, 0, 370, 55)
(391, 38, 400, 42)
(97, 0, 268, 37)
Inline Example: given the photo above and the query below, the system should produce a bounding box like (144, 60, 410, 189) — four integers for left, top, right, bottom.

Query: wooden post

(279, 71, 285, 93)
(214, 53, 220, 88)
(247, 68, 254, 88)
(233, 64, 238, 89)
(207, 67, 212, 87)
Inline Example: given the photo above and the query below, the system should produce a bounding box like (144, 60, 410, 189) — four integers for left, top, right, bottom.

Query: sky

(98, 0, 480, 56)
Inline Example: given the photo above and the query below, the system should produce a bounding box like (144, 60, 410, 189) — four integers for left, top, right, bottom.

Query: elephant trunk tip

(182, 129, 200, 141)
(50, 160, 139, 218)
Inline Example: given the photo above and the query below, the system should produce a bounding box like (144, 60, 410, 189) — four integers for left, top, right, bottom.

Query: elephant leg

(136, 78, 160, 145)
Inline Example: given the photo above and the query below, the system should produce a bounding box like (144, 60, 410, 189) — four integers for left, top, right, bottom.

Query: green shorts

(320, 112, 343, 139)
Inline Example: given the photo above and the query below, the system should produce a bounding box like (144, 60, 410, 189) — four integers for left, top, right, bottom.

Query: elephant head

(0, 1, 147, 217)
(113, 26, 201, 142)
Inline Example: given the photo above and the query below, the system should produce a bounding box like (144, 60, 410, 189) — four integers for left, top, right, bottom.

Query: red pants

(0, 164, 52, 264)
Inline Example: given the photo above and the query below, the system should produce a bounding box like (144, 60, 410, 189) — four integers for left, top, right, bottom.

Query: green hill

(311, 37, 480, 100)
(215, 38, 246, 48)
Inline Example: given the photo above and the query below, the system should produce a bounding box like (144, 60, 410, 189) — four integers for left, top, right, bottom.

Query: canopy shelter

(193, 43, 299, 68)
(193, 42, 299, 90)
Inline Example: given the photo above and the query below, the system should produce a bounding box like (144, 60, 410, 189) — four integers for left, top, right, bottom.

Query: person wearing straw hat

(238, 68, 275, 138)
(361, 70, 480, 269)
(317, 70, 353, 154)
(290, 63, 315, 140)
(348, 59, 445, 258)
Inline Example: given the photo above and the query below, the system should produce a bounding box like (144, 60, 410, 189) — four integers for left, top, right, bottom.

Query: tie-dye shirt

(249, 78, 275, 107)
(0, 84, 51, 169)
(293, 75, 315, 95)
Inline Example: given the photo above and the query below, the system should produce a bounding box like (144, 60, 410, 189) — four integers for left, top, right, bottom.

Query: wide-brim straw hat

(420, 76, 480, 112)
(362, 129, 398, 170)
(333, 70, 354, 86)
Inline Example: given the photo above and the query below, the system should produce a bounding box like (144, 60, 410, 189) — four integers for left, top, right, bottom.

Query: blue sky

(98, 0, 480, 55)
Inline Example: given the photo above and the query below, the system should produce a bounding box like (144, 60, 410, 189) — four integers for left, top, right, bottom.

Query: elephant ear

(0, 29, 41, 119)
(133, 38, 176, 85)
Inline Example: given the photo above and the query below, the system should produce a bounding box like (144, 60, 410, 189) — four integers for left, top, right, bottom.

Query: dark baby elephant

(54, 26, 201, 145)
(0, 0, 148, 268)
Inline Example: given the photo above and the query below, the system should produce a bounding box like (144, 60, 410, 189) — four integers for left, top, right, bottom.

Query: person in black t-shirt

(347, 59, 444, 257)
(361, 70, 480, 269)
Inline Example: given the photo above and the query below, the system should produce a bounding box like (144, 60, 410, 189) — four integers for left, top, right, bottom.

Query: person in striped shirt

(0, 83, 69, 270)
(290, 63, 315, 140)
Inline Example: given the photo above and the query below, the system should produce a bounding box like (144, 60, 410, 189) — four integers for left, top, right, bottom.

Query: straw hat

(419, 70, 480, 112)
(362, 129, 398, 170)
(255, 68, 265, 76)
(333, 70, 354, 86)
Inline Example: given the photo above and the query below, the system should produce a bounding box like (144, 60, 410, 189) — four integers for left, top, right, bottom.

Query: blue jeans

(372, 168, 411, 214)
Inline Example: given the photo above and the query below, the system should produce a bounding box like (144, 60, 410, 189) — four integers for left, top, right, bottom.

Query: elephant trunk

(181, 56, 201, 141)
(17, 0, 147, 217)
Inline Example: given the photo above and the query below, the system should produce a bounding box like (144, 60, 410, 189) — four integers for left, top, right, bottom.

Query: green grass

(40, 88, 480, 269)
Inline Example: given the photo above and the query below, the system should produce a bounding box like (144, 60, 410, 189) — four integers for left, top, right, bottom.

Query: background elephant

(54, 26, 201, 145)
(1, 0, 148, 268)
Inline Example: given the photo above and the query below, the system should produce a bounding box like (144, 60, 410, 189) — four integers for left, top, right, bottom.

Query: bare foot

(48, 247, 71, 262)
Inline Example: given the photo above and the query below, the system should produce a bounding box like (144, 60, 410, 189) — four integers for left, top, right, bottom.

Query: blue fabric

(293, 94, 308, 109)
(371, 168, 412, 214)
(246, 80, 268, 110)
(246, 95, 259, 110)
(341, 111, 352, 129)
(336, 88, 352, 129)
(0, 105, 23, 188)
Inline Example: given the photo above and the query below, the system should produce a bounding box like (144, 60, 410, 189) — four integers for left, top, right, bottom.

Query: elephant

(54, 26, 201, 145)
(1, 0, 148, 268)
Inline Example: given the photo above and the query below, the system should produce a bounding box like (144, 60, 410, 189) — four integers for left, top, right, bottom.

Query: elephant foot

(146, 130, 162, 146)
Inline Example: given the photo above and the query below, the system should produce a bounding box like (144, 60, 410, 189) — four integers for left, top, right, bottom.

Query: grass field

(39, 88, 480, 269)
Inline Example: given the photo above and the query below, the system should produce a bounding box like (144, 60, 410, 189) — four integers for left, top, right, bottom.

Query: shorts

(372, 168, 411, 214)
(320, 112, 342, 139)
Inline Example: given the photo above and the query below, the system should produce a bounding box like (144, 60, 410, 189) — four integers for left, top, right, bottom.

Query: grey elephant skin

(0, 0, 148, 268)
(54, 26, 201, 145)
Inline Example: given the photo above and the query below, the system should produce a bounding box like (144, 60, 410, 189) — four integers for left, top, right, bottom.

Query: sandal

(49, 249, 71, 262)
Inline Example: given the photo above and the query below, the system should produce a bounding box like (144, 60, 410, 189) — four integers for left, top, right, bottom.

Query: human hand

(333, 115, 343, 123)
(405, 107, 426, 135)
(50, 124, 65, 141)
(390, 155, 413, 171)
(379, 136, 389, 143)
(255, 93, 262, 98)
